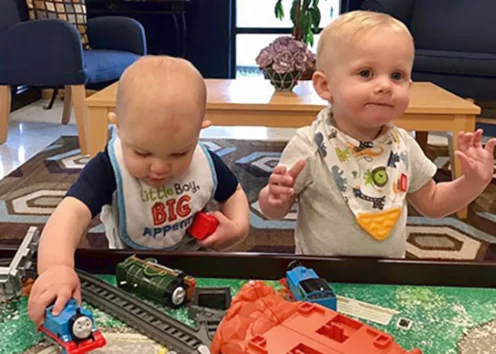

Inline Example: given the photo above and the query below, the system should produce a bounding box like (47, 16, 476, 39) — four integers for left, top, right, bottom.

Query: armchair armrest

(360, 0, 415, 27)
(0, 19, 85, 86)
(87, 16, 147, 55)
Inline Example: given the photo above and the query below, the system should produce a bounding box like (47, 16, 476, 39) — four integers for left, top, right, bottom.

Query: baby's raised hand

(266, 159, 306, 207)
(455, 129, 496, 185)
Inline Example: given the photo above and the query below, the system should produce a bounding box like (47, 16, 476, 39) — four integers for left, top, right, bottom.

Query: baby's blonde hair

(316, 10, 414, 71)
(116, 55, 206, 123)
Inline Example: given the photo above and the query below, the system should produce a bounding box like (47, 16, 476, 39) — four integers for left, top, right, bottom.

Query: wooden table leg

(0, 85, 11, 144)
(71, 85, 89, 155)
(415, 131, 429, 153)
(452, 114, 476, 219)
(61, 85, 72, 125)
(87, 107, 110, 158)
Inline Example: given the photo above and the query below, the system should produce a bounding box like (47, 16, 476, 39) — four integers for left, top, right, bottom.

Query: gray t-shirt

(278, 125, 437, 257)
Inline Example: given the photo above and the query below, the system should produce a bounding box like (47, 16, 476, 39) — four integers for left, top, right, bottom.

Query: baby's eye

(359, 69, 372, 78)
(391, 72, 403, 80)
(135, 150, 150, 157)
(171, 151, 189, 158)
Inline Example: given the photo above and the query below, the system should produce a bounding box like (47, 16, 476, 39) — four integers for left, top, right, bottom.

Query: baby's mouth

(146, 176, 169, 185)
(366, 102, 394, 108)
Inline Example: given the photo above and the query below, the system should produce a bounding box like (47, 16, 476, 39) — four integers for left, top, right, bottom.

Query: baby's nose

(151, 161, 171, 174)
(376, 77, 392, 92)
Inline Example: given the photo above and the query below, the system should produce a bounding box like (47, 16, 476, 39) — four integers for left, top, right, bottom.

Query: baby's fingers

(269, 172, 294, 187)
(198, 230, 224, 249)
(271, 165, 287, 175)
(269, 183, 294, 197)
(288, 159, 306, 179)
(28, 289, 55, 326)
(485, 138, 496, 154)
(268, 194, 284, 207)
(52, 287, 72, 316)
(268, 191, 294, 205)
(198, 235, 217, 248)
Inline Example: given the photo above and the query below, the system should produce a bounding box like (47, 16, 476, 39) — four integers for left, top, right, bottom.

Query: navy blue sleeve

(66, 146, 116, 218)
(207, 150, 239, 203)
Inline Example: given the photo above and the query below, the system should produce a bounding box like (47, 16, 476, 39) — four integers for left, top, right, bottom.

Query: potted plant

(256, 36, 316, 91)
(260, 0, 323, 82)
(274, 0, 323, 47)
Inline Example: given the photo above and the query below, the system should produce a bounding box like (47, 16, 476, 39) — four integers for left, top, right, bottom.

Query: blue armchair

(361, 0, 496, 136)
(0, 0, 147, 154)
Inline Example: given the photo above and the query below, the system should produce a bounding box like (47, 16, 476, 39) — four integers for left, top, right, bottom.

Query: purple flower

(255, 48, 273, 68)
(274, 41, 288, 53)
(288, 40, 305, 53)
(274, 50, 295, 73)
(305, 51, 316, 69)
(256, 36, 316, 73)
(274, 36, 292, 46)
(295, 52, 308, 64)
(294, 52, 308, 71)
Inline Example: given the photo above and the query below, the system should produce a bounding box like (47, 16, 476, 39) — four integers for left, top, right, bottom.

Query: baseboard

(11, 87, 41, 112)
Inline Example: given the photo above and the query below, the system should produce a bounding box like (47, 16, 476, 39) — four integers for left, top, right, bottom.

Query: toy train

(116, 255, 197, 308)
(39, 298, 106, 354)
(282, 261, 337, 310)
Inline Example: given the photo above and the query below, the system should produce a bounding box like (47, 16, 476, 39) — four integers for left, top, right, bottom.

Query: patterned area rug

(0, 136, 494, 261)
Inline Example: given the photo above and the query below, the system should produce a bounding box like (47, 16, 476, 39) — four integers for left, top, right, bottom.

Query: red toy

(187, 212, 218, 241)
(211, 281, 422, 354)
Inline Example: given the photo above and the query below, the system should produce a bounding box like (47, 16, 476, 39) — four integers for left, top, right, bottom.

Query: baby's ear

(109, 112, 118, 126)
(109, 112, 119, 135)
(201, 119, 213, 129)
(312, 71, 332, 102)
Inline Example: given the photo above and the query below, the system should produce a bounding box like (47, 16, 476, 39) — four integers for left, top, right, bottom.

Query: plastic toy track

(188, 305, 226, 340)
(76, 269, 212, 354)
(0, 259, 211, 353)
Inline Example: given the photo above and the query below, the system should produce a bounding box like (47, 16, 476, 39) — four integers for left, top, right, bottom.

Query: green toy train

(116, 255, 197, 308)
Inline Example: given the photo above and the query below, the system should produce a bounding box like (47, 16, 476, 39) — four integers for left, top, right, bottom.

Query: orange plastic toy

(211, 281, 422, 354)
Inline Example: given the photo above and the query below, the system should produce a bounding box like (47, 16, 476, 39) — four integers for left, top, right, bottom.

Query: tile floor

(0, 99, 455, 180)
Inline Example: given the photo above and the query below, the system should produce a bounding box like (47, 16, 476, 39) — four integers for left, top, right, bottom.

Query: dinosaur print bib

(312, 107, 409, 241)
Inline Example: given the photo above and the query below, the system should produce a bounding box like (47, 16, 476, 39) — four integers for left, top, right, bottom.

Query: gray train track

(0, 259, 212, 354)
(77, 269, 212, 354)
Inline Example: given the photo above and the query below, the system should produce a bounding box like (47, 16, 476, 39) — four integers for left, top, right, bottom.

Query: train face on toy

(116, 255, 196, 308)
(285, 261, 337, 310)
(39, 298, 106, 354)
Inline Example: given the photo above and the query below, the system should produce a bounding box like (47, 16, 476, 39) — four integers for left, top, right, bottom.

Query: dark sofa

(361, 0, 496, 136)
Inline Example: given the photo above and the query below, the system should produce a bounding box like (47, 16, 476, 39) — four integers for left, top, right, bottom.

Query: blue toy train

(39, 298, 106, 354)
(284, 261, 337, 310)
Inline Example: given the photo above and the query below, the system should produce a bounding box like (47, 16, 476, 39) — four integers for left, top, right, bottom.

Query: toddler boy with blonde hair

(259, 11, 495, 256)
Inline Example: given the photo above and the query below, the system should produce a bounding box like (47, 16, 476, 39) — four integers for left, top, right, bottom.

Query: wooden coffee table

(85, 79, 480, 218)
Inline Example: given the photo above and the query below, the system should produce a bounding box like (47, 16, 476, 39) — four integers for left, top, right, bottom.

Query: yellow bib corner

(356, 208, 402, 241)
